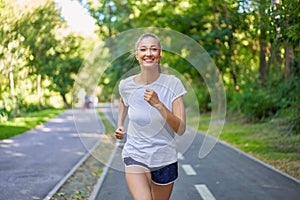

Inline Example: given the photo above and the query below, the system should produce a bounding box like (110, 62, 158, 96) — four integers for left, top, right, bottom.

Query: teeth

(144, 58, 154, 61)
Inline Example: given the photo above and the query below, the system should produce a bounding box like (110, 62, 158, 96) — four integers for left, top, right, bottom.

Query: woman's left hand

(144, 88, 161, 107)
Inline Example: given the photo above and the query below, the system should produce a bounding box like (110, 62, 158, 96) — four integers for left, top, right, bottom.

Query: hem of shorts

(122, 155, 178, 169)
(148, 160, 178, 169)
(151, 177, 178, 186)
(125, 164, 150, 171)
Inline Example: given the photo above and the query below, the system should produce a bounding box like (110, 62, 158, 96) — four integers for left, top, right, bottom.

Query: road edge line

(89, 107, 119, 200)
(198, 131, 300, 184)
(89, 141, 119, 200)
(43, 136, 103, 200)
(219, 139, 300, 184)
(43, 109, 105, 200)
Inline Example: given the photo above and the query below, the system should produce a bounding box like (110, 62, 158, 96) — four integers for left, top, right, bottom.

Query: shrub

(238, 87, 279, 121)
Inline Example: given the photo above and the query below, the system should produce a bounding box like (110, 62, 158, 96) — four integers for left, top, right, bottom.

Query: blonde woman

(115, 33, 187, 200)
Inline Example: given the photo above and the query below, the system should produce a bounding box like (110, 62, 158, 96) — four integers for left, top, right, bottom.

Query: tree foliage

(0, 0, 89, 120)
(1, 0, 299, 133)
(85, 0, 300, 133)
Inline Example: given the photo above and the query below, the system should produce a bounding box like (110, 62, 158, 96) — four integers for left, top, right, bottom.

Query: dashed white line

(182, 164, 197, 175)
(177, 152, 184, 160)
(195, 184, 216, 200)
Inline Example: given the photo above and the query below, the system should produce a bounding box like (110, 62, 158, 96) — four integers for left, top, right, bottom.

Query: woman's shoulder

(120, 75, 135, 84)
(119, 75, 136, 90)
(160, 73, 181, 83)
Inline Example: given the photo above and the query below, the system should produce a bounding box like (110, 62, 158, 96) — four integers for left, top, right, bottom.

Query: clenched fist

(144, 88, 161, 107)
(115, 126, 125, 139)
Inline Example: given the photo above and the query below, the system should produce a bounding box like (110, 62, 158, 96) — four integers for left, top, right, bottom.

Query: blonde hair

(135, 33, 162, 50)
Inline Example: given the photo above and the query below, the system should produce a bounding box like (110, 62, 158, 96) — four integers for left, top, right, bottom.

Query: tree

(18, 0, 64, 106)
(83, 0, 300, 124)
(46, 34, 84, 107)
(0, 0, 32, 117)
(0, 0, 89, 120)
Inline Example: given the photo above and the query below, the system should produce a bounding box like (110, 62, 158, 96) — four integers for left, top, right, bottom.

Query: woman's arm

(115, 98, 128, 139)
(144, 88, 186, 135)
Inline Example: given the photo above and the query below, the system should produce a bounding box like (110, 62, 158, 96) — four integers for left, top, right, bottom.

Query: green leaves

(0, 0, 90, 118)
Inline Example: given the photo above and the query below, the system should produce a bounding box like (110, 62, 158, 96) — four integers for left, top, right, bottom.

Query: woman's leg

(151, 182, 174, 200)
(125, 166, 152, 200)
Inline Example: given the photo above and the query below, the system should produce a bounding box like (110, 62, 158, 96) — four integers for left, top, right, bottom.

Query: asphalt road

(94, 106, 300, 200)
(0, 106, 299, 200)
(0, 109, 104, 200)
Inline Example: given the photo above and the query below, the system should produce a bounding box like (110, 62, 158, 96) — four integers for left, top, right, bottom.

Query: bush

(282, 77, 300, 133)
(288, 103, 300, 133)
(234, 75, 300, 133)
(238, 87, 279, 121)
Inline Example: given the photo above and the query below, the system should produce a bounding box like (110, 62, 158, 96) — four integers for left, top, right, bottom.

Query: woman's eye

(138, 47, 159, 53)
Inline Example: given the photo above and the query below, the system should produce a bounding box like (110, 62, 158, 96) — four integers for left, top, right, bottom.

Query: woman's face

(135, 37, 162, 68)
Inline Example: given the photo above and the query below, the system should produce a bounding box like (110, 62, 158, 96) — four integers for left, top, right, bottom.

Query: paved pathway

(94, 106, 300, 200)
(0, 109, 104, 200)
(1, 106, 299, 200)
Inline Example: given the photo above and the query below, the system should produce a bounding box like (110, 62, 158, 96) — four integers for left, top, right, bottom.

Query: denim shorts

(124, 157, 178, 185)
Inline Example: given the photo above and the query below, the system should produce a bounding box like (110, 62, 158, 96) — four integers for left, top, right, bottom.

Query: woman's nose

(146, 48, 152, 55)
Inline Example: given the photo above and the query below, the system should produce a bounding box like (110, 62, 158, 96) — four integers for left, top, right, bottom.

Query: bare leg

(151, 182, 174, 200)
(125, 166, 152, 200)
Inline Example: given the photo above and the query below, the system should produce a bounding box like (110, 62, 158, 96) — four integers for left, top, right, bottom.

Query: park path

(1, 105, 299, 200)
(94, 105, 300, 200)
(0, 108, 104, 200)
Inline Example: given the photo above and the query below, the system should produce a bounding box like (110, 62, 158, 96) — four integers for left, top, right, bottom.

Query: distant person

(115, 33, 187, 200)
(83, 95, 91, 109)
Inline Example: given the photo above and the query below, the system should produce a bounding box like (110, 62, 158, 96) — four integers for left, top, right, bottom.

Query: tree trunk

(259, 38, 268, 81)
(9, 53, 19, 117)
(9, 67, 19, 117)
(61, 93, 71, 108)
(223, 0, 239, 92)
(37, 74, 43, 106)
(284, 43, 294, 80)
(269, 0, 282, 71)
(259, 0, 268, 81)
(9, 69, 15, 97)
(283, 14, 294, 80)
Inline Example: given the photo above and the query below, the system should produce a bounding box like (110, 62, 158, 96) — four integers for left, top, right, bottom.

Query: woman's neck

(137, 67, 160, 85)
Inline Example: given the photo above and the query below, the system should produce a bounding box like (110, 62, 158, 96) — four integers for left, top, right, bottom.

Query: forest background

(0, 0, 299, 176)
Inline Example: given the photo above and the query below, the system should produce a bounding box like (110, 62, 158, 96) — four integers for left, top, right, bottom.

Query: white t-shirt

(119, 73, 187, 167)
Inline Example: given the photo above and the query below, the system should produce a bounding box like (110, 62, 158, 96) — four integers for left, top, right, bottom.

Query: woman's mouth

(143, 58, 155, 63)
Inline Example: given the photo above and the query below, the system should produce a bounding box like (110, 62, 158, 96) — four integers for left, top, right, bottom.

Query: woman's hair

(135, 33, 162, 50)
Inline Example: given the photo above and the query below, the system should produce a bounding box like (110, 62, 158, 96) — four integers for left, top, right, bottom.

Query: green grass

(193, 113, 300, 179)
(98, 111, 116, 134)
(0, 108, 65, 139)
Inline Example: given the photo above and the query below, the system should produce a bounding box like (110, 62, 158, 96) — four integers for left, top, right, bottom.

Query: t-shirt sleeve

(172, 76, 187, 102)
(119, 79, 129, 106)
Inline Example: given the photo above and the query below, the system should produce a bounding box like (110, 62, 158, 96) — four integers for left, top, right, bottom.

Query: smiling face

(135, 36, 162, 69)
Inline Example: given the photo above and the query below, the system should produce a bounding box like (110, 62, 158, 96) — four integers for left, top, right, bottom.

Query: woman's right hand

(115, 126, 125, 139)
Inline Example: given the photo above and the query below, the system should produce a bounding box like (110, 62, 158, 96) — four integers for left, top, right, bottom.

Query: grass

(194, 112, 300, 179)
(0, 108, 65, 139)
(51, 109, 116, 200)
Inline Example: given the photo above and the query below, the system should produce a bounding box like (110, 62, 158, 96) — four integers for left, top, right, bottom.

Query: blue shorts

(124, 157, 178, 185)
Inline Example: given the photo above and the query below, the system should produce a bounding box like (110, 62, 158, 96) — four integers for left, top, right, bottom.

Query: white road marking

(177, 152, 184, 160)
(195, 184, 216, 200)
(182, 164, 197, 175)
